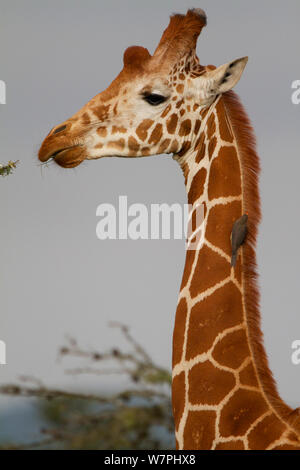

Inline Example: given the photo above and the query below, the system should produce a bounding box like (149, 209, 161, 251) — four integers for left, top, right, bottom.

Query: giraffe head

(38, 8, 247, 168)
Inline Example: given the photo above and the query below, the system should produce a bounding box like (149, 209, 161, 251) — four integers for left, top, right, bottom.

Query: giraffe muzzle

(38, 129, 85, 168)
(39, 144, 85, 168)
(52, 146, 85, 168)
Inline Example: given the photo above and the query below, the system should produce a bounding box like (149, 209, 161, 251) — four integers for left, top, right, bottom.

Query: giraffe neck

(172, 91, 300, 450)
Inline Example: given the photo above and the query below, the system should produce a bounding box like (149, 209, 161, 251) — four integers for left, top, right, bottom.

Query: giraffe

(38, 8, 300, 450)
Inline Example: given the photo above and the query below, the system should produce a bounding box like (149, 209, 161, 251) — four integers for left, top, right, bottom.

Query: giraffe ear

(196, 57, 248, 100)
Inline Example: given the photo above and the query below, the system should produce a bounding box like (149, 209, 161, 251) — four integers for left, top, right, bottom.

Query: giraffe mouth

(39, 145, 85, 168)
(51, 147, 75, 159)
(51, 146, 85, 168)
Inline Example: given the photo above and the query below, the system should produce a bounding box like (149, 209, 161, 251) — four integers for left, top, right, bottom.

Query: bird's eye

(143, 93, 167, 106)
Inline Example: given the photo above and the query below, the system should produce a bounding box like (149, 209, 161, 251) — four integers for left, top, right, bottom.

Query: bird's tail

(231, 252, 237, 267)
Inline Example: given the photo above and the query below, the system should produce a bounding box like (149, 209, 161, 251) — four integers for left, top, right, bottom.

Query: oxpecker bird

(231, 213, 248, 267)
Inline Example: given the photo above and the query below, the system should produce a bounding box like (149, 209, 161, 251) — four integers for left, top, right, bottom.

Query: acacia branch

(0, 324, 173, 450)
(0, 160, 19, 177)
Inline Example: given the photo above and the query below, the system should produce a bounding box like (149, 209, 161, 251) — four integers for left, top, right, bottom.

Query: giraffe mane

(223, 90, 300, 435)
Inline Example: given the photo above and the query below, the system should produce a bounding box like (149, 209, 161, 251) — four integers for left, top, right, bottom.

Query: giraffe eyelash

(142, 92, 168, 106)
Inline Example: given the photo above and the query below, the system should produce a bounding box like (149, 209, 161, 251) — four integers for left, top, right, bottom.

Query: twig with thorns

(0, 323, 174, 450)
(0, 160, 19, 177)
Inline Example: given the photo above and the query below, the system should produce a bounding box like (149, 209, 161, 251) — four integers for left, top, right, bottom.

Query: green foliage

(38, 397, 173, 450)
(0, 160, 19, 177)
(143, 369, 172, 385)
(0, 323, 175, 450)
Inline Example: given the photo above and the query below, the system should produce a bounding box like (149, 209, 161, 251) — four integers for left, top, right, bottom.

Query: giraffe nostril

(53, 124, 67, 135)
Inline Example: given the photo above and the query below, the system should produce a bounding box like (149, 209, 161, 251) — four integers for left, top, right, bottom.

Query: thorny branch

(0, 160, 19, 177)
(0, 323, 174, 450)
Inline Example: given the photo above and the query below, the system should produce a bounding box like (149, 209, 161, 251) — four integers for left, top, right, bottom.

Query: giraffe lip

(51, 145, 85, 168)
(51, 146, 76, 159)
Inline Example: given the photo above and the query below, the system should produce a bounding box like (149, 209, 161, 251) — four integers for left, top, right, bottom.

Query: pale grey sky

(1, 0, 300, 417)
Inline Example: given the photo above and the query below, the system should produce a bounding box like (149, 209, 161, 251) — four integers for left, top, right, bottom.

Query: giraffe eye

(143, 93, 167, 106)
